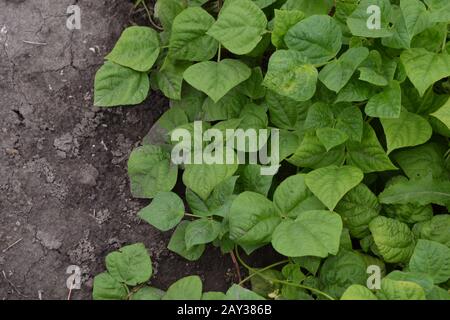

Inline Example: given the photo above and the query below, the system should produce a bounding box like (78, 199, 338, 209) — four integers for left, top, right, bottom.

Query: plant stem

(442, 25, 448, 53)
(126, 284, 143, 300)
(124, 284, 131, 298)
(184, 213, 205, 219)
(217, 44, 222, 62)
(230, 251, 243, 283)
(234, 248, 335, 300)
(269, 279, 335, 301)
(141, 0, 163, 31)
(238, 260, 289, 285)
(234, 247, 252, 270)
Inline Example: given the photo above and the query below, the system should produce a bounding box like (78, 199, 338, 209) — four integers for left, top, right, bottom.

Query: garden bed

(0, 0, 242, 300)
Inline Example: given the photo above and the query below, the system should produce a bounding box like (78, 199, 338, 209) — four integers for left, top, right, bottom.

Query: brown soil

(0, 0, 239, 300)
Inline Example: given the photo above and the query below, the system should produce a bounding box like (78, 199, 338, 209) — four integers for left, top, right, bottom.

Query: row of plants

(92, 0, 450, 300)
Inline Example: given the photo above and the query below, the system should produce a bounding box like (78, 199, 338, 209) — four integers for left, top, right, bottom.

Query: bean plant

(92, 0, 450, 300)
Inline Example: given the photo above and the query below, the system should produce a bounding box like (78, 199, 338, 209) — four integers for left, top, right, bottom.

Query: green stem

(442, 25, 448, 53)
(126, 284, 143, 300)
(217, 44, 222, 62)
(269, 279, 335, 301)
(123, 284, 131, 299)
(184, 213, 205, 219)
(238, 260, 289, 285)
(234, 247, 252, 270)
(234, 248, 335, 301)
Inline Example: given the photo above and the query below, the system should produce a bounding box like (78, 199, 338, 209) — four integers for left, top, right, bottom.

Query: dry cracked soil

(0, 0, 242, 300)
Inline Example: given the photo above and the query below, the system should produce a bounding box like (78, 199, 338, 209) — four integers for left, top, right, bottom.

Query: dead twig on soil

(2, 270, 27, 298)
(22, 40, 47, 46)
(2, 238, 23, 253)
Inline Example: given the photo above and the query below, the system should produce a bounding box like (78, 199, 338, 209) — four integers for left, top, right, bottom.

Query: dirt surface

(0, 0, 239, 300)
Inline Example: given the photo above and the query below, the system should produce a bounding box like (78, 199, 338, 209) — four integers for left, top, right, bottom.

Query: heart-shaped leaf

(183, 59, 251, 102)
(206, 0, 267, 55)
(305, 165, 364, 210)
(272, 210, 343, 258)
(263, 50, 318, 101)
